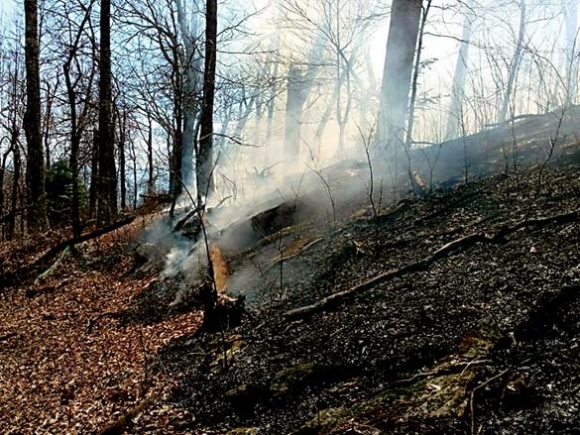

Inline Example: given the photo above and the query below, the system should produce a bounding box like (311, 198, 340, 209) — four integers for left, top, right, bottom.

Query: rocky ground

(2, 161, 580, 434)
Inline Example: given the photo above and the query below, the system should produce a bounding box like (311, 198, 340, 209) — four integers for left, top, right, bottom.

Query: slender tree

(23, 0, 48, 231)
(97, 0, 117, 225)
(196, 0, 217, 204)
(498, 0, 526, 123)
(377, 0, 422, 151)
(445, 0, 474, 141)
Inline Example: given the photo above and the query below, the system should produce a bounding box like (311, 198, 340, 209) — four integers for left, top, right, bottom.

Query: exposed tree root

(284, 208, 580, 320)
(34, 245, 73, 285)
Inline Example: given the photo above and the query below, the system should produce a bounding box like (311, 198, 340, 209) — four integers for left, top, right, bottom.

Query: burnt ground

(126, 161, 580, 434)
(4, 153, 580, 434)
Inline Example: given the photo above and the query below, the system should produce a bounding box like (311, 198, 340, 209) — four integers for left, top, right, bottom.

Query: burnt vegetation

(4, 0, 580, 434)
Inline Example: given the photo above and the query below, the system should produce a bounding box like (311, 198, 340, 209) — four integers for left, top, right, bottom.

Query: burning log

(250, 202, 296, 237)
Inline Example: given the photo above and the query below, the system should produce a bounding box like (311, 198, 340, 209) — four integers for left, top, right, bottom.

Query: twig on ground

(264, 237, 324, 273)
(285, 208, 580, 320)
(394, 359, 492, 385)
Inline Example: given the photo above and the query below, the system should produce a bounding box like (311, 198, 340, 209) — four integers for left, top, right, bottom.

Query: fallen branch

(34, 245, 73, 285)
(264, 237, 324, 273)
(284, 208, 580, 320)
(0, 217, 136, 291)
(470, 369, 510, 435)
(394, 359, 492, 386)
(173, 204, 205, 233)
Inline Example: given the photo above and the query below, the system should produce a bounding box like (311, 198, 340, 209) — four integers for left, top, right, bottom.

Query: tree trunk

(196, 0, 217, 204)
(97, 0, 117, 225)
(282, 34, 327, 168)
(498, 0, 526, 123)
(176, 0, 203, 189)
(283, 65, 308, 165)
(445, 0, 474, 141)
(119, 109, 127, 210)
(170, 93, 183, 200)
(377, 0, 422, 150)
(265, 39, 280, 144)
(23, 0, 48, 232)
(42, 76, 58, 170)
(9, 145, 21, 239)
(89, 129, 99, 218)
(564, 0, 578, 106)
(147, 114, 154, 193)
(0, 151, 7, 240)
(64, 61, 82, 239)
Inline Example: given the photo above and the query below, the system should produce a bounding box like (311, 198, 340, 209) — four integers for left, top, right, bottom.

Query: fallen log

(284, 208, 580, 320)
(0, 216, 136, 291)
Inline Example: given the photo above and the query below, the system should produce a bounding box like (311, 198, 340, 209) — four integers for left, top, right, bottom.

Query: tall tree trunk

(42, 76, 58, 170)
(498, 0, 526, 123)
(314, 70, 347, 158)
(283, 65, 306, 165)
(265, 45, 280, 144)
(118, 109, 127, 210)
(170, 88, 183, 199)
(377, 0, 422, 151)
(9, 145, 21, 239)
(64, 61, 82, 238)
(0, 151, 8, 240)
(89, 129, 99, 218)
(282, 33, 327, 168)
(564, 0, 578, 106)
(147, 114, 154, 193)
(176, 0, 203, 189)
(196, 0, 217, 204)
(445, 0, 474, 141)
(23, 0, 48, 232)
(97, 0, 117, 225)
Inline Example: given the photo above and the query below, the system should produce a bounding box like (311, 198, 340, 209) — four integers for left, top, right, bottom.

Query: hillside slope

(2, 163, 580, 434)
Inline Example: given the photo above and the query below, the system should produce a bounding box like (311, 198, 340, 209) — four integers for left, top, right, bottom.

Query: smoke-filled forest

(2, 0, 580, 434)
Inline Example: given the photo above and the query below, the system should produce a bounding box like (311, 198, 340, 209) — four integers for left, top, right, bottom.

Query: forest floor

(2, 161, 580, 434)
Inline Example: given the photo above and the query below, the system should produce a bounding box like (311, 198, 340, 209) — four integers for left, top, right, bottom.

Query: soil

(142, 162, 580, 434)
(3, 159, 580, 434)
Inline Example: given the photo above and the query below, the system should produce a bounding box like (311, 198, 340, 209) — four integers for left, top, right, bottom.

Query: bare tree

(445, 0, 475, 140)
(377, 0, 422, 158)
(24, 0, 48, 231)
(196, 0, 217, 204)
(97, 0, 117, 225)
(59, 0, 97, 237)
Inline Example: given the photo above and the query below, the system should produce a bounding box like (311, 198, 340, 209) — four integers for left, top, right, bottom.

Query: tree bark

(564, 0, 578, 106)
(146, 114, 154, 193)
(9, 144, 21, 239)
(23, 0, 48, 232)
(97, 0, 117, 225)
(196, 0, 217, 204)
(118, 108, 127, 210)
(176, 0, 203, 189)
(89, 129, 99, 218)
(377, 0, 422, 151)
(445, 0, 474, 141)
(498, 1, 526, 123)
